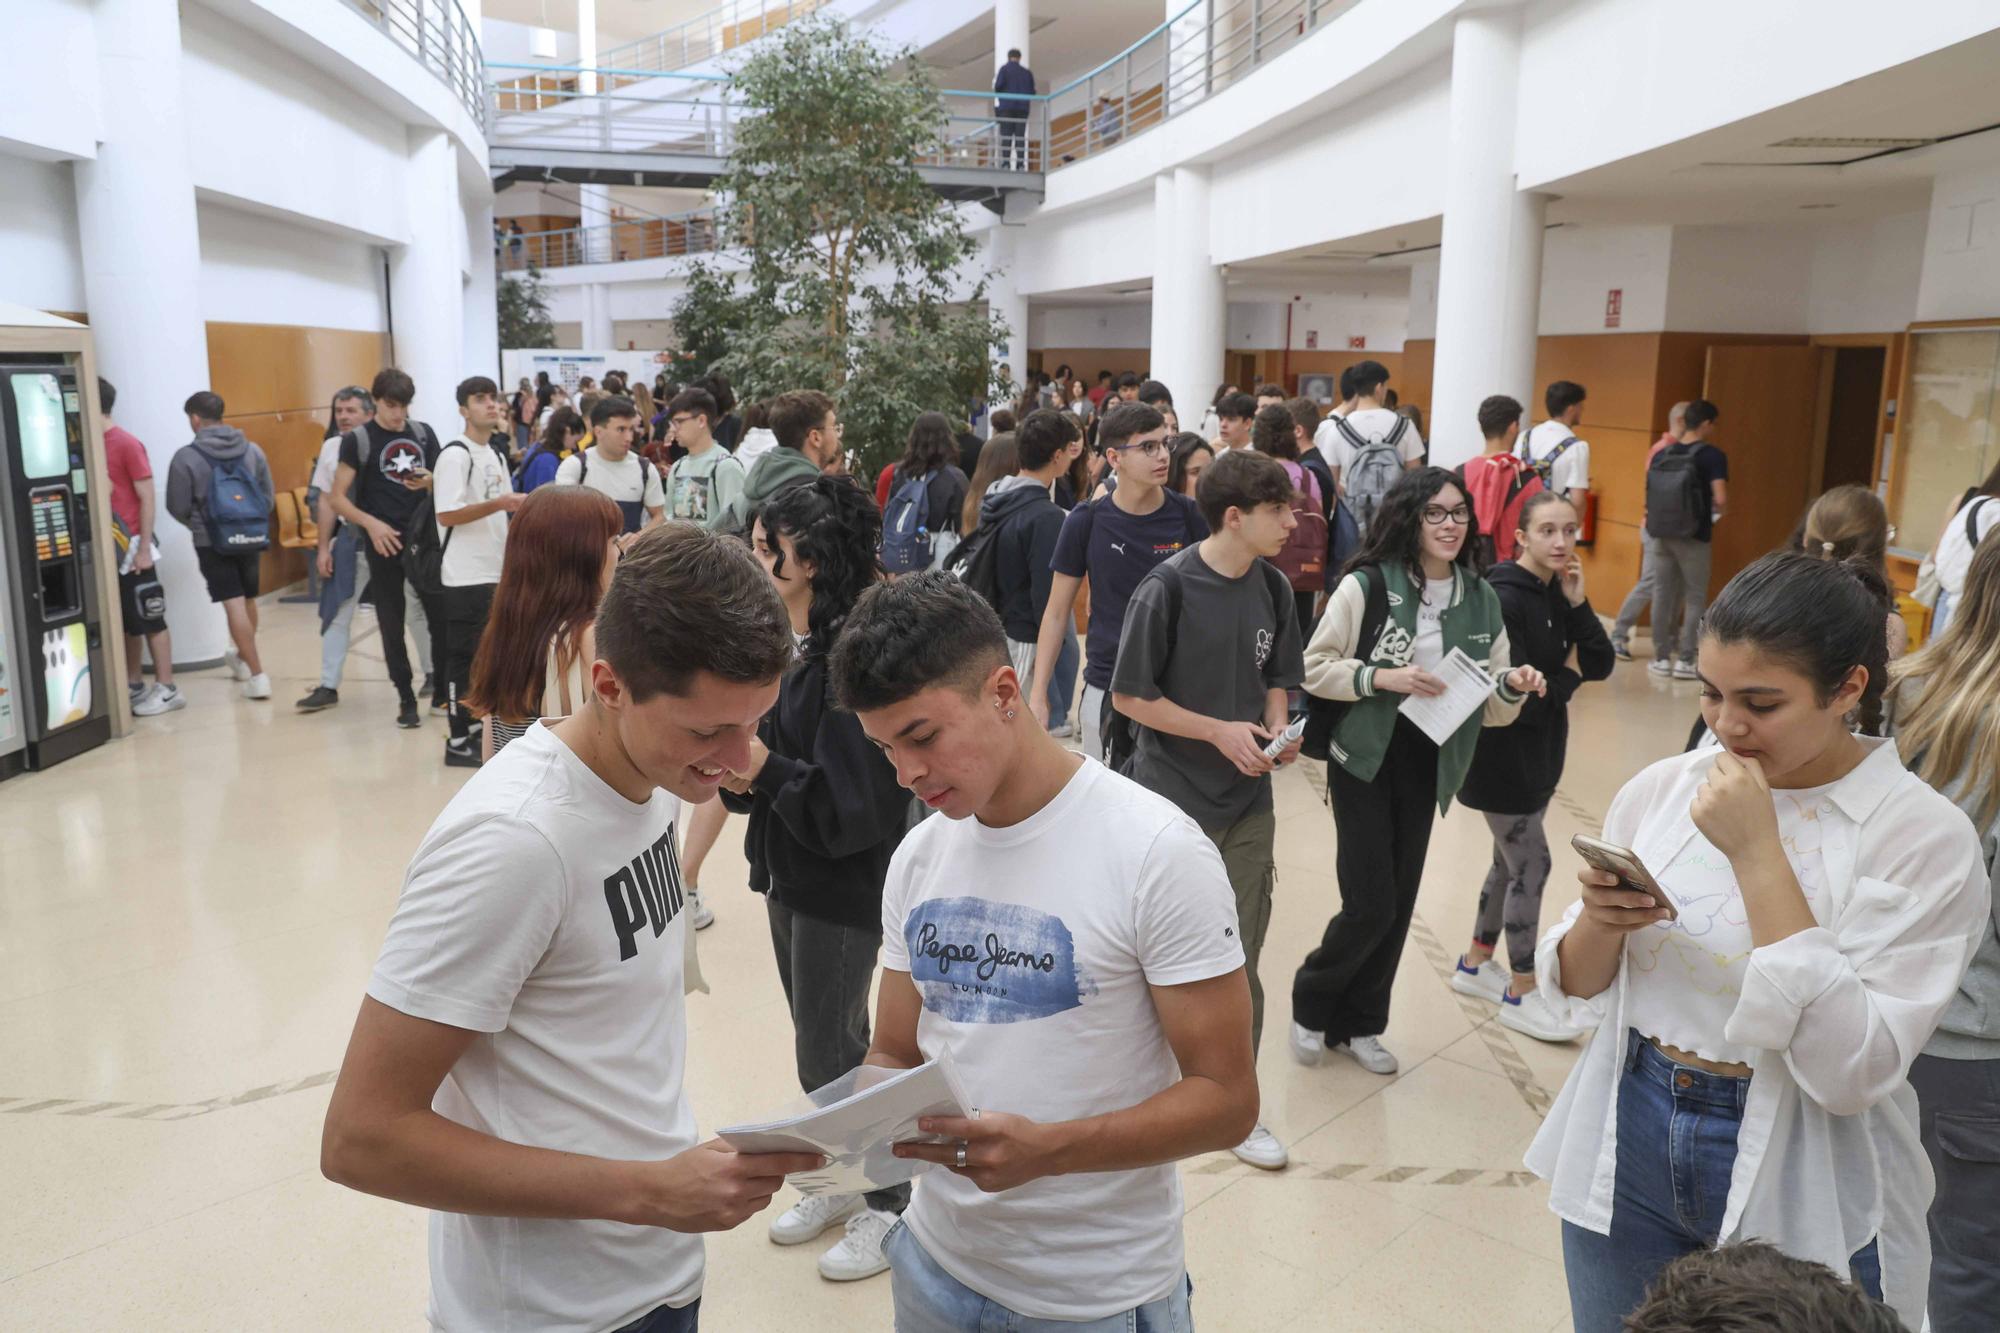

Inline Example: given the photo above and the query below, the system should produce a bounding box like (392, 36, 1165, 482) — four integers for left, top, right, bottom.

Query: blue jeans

(1561, 1032, 1880, 1331)
(1048, 624, 1079, 729)
(885, 1218, 1193, 1332)
(612, 1298, 699, 1332)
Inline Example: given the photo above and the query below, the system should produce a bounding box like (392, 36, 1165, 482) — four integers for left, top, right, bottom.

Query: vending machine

(0, 357, 112, 773)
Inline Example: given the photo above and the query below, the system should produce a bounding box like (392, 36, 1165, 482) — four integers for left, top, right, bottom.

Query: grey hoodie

(166, 424, 275, 548)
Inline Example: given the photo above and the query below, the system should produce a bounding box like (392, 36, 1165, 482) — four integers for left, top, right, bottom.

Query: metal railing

(600, 0, 828, 79)
(340, 0, 486, 130)
(495, 210, 725, 271)
(485, 0, 1362, 189)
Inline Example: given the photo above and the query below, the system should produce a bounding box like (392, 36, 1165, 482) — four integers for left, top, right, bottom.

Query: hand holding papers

(719, 1052, 973, 1196)
(1397, 647, 1498, 745)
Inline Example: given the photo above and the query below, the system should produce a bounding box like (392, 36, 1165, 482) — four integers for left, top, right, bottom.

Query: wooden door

(1701, 344, 1821, 594)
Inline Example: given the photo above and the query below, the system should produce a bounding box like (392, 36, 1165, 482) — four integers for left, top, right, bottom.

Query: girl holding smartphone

(1528, 552, 1989, 1331)
(1454, 491, 1614, 1041)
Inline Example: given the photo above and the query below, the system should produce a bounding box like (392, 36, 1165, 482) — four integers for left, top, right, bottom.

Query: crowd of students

(102, 345, 1994, 1331)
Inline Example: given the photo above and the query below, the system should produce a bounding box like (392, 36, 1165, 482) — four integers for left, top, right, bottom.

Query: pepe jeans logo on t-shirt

(602, 826, 684, 961)
(904, 897, 1095, 1024)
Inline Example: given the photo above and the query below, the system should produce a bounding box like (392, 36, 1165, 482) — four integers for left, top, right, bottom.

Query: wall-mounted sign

(1605, 288, 1623, 328)
(1305, 330, 1318, 349)
(1348, 335, 1366, 349)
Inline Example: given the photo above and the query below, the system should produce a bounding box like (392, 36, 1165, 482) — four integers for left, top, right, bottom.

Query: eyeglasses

(669, 414, 699, 428)
(1422, 505, 1472, 527)
(1111, 439, 1170, 458)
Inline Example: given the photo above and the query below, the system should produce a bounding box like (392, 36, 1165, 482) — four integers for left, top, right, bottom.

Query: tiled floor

(0, 599, 1703, 1330)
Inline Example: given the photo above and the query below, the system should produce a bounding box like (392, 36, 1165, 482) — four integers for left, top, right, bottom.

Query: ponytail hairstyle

(1515, 488, 1575, 535)
(750, 475, 883, 659)
(1702, 550, 1892, 735)
(1799, 485, 1891, 581)
(1889, 533, 2000, 828)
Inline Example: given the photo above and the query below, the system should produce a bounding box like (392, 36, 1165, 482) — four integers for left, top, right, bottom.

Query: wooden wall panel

(1028, 349, 1152, 393)
(1401, 339, 1433, 418)
(207, 322, 387, 593)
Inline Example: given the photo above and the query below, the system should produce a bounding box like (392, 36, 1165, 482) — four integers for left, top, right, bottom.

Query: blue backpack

(197, 446, 270, 552)
(880, 468, 935, 573)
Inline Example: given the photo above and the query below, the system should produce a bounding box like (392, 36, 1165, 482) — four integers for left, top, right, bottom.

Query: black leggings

(1292, 718, 1439, 1042)
(1472, 806, 1553, 975)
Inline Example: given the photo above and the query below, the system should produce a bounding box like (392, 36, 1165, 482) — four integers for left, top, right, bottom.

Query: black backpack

(943, 509, 1010, 606)
(1645, 443, 1707, 540)
(401, 441, 468, 598)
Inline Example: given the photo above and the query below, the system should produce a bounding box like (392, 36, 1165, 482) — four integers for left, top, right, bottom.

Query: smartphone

(1570, 834, 1677, 921)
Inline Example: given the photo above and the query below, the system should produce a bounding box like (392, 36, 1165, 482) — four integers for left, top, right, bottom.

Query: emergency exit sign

(1605, 288, 1623, 328)
(1348, 335, 1367, 349)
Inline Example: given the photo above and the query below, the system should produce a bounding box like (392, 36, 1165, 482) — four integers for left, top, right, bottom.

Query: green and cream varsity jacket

(1301, 561, 1525, 812)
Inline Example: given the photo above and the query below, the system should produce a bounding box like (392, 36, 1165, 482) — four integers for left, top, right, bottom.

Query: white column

(584, 283, 615, 349)
(389, 128, 466, 433)
(986, 226, 1028, 381)
(1150, 166, 1226, 418)
(464, 197, 500, 379)
(577, 0, 613, 262)
(1429, 8, 1545, 469)
(72, 0, 224, 662)
(995, 0, 1030, 66)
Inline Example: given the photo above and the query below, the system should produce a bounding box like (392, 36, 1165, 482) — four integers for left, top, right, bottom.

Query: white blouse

(1525, 737, 1989, 1327)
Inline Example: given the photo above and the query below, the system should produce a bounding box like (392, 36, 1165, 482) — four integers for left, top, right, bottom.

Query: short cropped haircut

(1338, 365, 1358, 400)
(371, 368, 416, 406)
(1197, 446, 1295, 531)
(989, 408, 1018, 436)
(1017, 408, 1071, 471)
(1684, 398, 1720, 432)
(769, 389, 836, 453)
(1285, 396, 1321, 441)
(1217, 390, 1258, 422)
(1478, 394, 1523, 440)
(1098, 402, 1166, 452)
(590, 394, 638, 427)
(1545, 380, 1587, 416)
(829, 572, 1010, 713)
(455, 375, 499, 406)
(1137, 379, 1174, 407)
(1623, 1241, 1908, 1333)
(183, 391, 225, 421)
(667, 386, 719, 425)
(1255, 383, 1287, 401)
(1349, 360, 1390, 399)
(99, 378, 117, 416)
(1115, 371, 1141, 389)
(594, 522, 794, 702)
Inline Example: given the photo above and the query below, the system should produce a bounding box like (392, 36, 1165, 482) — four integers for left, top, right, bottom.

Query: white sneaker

(816, 1206, 896, 1282)
(1450, 956, 1509, 1004)
(1672, 659, 1699, 681)
(132, 684, 186, 716)
(769, 1192, 860, 1246)
(1048, 720, 1075, 739)
(243, 673, 272, 700)
(1231, 1122, 1289, 1170)
(224, 648, 251, 681)
(1288, 1020, 1326, 1067)
(1498, 988, 1586, 1043)
(1334, 1035, 1400, 1075)
(1647, 659, 1674, 678)
(686, 884, 715, 931)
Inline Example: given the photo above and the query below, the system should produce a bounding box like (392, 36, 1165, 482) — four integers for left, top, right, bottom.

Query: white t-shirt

(432, 436, 512, 587)
(367, 722, 701, 1333)
(1519, 419, 1591, 494)
(1625, 780, 1842, 1066)
(556, 448, 664, 520)
(1314, 406, 1426, 475)
(880, 758, 1245, 1321)
(1934, 495, 1999, 631)
(1413, 577, 1449, 671)
(311, 434, 343, 495)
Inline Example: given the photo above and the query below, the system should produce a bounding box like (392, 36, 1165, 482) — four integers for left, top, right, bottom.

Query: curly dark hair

(1342, 466, 1481, 595)
(1622, 1241, 1908, 1333)
(897, 411, 960, 478)
(751, 475, 883, 660)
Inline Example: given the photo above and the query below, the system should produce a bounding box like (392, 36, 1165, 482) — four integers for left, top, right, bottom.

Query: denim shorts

(884, 1216, 1193, 1332)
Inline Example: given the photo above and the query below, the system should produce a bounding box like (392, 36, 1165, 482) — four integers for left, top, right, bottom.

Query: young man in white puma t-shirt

(323, 525, 821, 1333)
(828, 573, 1258, 1330)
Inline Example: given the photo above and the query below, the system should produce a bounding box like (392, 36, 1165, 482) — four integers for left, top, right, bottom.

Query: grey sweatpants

(1473, 807, 1552, 976)
(1647, 535, 1712, 664)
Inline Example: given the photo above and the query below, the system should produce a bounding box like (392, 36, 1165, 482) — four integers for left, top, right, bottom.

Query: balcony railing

(600, 0, 828, 79)
(340, 0, 486, 129)
(496, 211, 725, 271)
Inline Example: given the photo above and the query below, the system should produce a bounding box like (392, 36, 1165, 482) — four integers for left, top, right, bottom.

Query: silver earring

(1005, 710, 1017, 720)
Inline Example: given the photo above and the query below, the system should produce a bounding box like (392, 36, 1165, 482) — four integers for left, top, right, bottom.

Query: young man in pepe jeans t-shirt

(828, 574, 1257, 1331)
(433, 375, 524, 768)
(323, 526, 821, 1333)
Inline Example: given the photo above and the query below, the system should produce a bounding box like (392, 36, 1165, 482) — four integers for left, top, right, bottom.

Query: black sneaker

(419, 673, 435, 699)
(396, 696, 422, 729)
(444, 737, 482, 768)
(1611, 641, 1633, 662)
(296, 686, 340, 712)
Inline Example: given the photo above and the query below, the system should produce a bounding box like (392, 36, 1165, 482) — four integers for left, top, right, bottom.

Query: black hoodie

(1458, 560, 1615, 814)
(979, 476, 1066, 641)
(718, 648, 910, 930)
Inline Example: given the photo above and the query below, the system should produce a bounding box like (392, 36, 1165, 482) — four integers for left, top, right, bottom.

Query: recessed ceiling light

(1768, 136, 1934, 149)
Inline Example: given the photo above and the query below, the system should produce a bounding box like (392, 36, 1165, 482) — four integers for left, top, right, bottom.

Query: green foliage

(669, 15, 1005, 475)
(497, 268, 556, 349)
